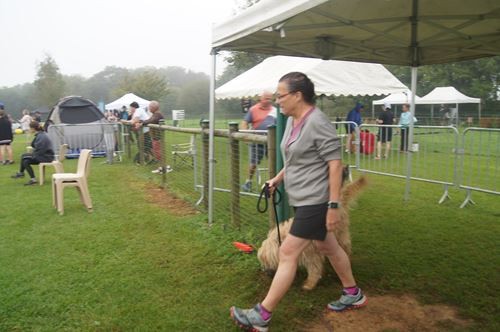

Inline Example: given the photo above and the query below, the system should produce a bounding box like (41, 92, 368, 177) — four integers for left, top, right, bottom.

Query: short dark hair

(29, 121, 43, 131)
(279, 72, 316, 104)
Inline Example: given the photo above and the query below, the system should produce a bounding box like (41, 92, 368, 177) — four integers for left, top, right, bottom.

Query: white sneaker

(152, 166, 173, 174)
(151, 167, 162, 174)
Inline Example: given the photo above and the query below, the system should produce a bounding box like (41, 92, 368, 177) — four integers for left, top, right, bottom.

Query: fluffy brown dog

(257, 175, 367, 290)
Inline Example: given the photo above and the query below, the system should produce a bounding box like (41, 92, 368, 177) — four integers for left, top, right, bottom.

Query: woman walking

(230, 72, 366, 331)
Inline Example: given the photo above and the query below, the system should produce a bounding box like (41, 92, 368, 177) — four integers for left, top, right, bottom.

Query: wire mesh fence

(121, 120, 499, 232)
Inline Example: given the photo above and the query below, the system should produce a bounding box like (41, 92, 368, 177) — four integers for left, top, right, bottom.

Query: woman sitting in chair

(11, 121, 55, 185)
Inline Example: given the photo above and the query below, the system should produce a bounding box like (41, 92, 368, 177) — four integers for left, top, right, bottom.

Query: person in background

(240, 91, 277, 192)
(137, 101, 170, 175)
(230, 72, 366, 332)
(130, 101, 153, 164)
(345, 102, 363, 153)
(0, 109, 14, 165)
(398, 104, 417, 152)
(19, 109, 32, 133)
(375, 102, 394, 159)
(33, 111, 42, 123)
(11, 121, 54, 185)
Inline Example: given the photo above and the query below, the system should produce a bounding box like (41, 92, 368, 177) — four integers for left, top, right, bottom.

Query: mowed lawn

(0, 136, 499, 331)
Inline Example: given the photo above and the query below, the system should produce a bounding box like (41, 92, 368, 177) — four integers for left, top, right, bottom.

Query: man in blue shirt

(345, 102, 363, 153)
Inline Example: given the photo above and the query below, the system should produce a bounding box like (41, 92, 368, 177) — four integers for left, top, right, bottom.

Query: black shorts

(289, 203, 328, 241)
(378, 127, 392, 143)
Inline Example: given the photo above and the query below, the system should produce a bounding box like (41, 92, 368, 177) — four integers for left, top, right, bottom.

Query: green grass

(1, 134, 499, 331)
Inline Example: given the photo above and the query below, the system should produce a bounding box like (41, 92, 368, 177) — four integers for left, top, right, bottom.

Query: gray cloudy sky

(0, 0, 237, 87)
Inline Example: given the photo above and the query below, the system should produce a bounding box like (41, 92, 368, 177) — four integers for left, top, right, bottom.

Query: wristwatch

(327, 201, 340, 209)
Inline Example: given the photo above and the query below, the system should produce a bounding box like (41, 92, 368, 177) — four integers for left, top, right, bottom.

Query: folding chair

(52, 149, 92, 215)
(171, 135, 195, 167)
(39, 144, 69, 185)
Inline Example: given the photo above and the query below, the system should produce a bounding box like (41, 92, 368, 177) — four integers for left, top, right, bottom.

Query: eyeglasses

(276, 92, 294, 100)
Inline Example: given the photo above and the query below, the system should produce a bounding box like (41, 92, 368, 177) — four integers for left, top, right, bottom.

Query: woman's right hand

(265, 177, 281, 195)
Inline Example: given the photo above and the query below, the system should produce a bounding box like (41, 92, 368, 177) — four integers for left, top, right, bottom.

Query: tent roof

(106, 93, 150, 110)
(47, 96, 105, 125)
(419, 86, 480, 104)
(212, 0, 500, 66)
(216, 55, 408, 99)
(373, 90, 422, 105)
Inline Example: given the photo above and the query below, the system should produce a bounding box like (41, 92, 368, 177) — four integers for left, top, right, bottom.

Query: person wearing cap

(375, 102, 394, 159)
(345, 102, 363, 153)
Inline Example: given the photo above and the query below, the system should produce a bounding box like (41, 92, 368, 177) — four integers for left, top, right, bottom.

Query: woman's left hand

(326, 208, 341, 232)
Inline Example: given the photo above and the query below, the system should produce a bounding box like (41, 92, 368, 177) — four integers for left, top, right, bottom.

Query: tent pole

(208, 49, 217, 225)
(404, 66, 418, 201)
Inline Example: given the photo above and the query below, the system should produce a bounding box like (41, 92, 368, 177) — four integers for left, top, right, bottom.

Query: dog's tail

(341, 176, 368, 208)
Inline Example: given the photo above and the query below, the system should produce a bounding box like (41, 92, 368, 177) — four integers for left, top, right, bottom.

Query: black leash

(257, 183, 282, 245)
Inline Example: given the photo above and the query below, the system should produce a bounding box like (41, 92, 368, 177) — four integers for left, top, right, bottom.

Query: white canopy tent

(215, 55, 407, 99)
(208, 0, 500, 220)
(419, 87, 481, 125)
(372, 90, 422, 119)
(105, 93, 150, 110)
(419, 87, 480, 105)
(373, 90, 422, 106)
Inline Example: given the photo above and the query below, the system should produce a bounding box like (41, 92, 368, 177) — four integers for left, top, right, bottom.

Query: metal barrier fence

(356, 124, 460, 203)
(122, 121, 498, 229)
(459, 127, 500, 208)
(47, 123, 124, 164)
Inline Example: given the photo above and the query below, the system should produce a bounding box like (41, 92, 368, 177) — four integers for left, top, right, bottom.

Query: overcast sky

(0, 0, 239, 87)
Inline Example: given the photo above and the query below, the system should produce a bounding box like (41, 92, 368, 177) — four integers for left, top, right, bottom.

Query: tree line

(0, 55, 213, 121)
(0, 53, 498, 122)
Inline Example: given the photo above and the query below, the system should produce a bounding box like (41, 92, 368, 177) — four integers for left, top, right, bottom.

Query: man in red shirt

(240, 91, 277, 192)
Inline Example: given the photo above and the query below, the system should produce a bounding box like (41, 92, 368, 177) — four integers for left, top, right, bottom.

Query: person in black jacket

(0, 109, 15, 164)
(11, 121, 55, 185)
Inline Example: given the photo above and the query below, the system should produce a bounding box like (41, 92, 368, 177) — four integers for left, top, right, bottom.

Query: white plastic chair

(52, 149, 92, 215)
(39, 144, 68, 185)
(171, 135, 195, 167)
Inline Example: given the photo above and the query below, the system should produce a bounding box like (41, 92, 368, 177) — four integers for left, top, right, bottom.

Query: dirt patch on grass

(307, 294, 471, 332)
(144, 184, 200, 217)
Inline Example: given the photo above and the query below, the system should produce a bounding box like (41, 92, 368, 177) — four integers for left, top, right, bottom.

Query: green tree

(114, 70, 169, 101)
(86, 66, 130, 103)
(177, 79, 210, 117)
(386, 57, 500, 115)
(33, 55, 66, 107)
(64, 75, 89, 97)
(0, 83, 37, 116)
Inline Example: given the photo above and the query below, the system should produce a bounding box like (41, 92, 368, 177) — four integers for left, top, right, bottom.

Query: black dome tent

(46, 96, 116, 163)
(46, 96, 105, 125)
